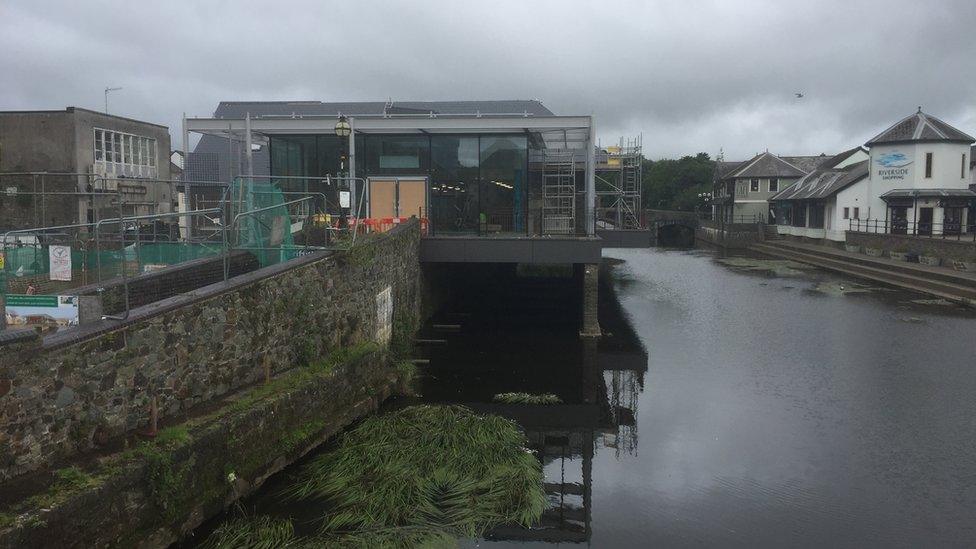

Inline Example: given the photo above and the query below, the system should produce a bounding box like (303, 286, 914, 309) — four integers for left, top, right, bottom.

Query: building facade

(185, 100, 597, 240)
(711, 152, 827, 223)
(863, 110, 974, 235)
(0, 107, 172, 231)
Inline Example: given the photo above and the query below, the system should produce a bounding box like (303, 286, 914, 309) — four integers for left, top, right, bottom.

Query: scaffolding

(595, 135, 643, 229)
(542, 150, 577, 235)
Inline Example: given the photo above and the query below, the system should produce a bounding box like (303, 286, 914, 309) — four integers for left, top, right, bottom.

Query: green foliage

(395, 361, 417, 384)
(202, 515, 301, 549)
(492, 392, 562, 405)
(280, 420, 327, 453)
(641, 153, 715, 211)
(26, 466, 98, 509)
(0, 513, 16, 530)
(287, 405, 545, 547)
(228, 342, 377, 415)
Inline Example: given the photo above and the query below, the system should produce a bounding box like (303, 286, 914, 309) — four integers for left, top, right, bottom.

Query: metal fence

(1, 173, 374, 323)
(849, 219, 976, 242)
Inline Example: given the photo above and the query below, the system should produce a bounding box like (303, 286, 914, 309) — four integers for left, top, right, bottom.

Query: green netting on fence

(229, 179, 295, 267)
(0, 242, 224, 294)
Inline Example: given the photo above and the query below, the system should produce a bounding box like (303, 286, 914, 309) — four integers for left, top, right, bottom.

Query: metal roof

(770, 160, 868, 202)
(212, 99, 555, 119)
(866, 111, 975, 146)
(880, 188, 976, 200)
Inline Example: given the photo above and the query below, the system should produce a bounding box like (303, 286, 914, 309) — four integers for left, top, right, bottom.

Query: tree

(641, 153, 715, 211)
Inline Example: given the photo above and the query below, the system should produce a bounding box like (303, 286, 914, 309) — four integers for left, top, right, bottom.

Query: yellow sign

(0, 252, 5, 270)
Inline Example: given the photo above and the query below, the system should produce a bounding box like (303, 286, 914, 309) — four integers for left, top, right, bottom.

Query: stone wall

(845, 231, 976, 264)
(695, 224, 762, 248)
(0, 220, 422, 481)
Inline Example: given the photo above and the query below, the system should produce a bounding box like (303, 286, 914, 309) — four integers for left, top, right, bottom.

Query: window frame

(750, 178, 760, 192)
(925, 152, 933, 178)
(843, 207, 849, 219)
(963, 153, 967, 179)
(768, 178, 778, 192)
(853, 207, 859, 220)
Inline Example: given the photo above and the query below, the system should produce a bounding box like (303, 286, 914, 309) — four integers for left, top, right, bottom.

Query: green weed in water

(202, 515, 301, 549)
(287, 405, 545, 547)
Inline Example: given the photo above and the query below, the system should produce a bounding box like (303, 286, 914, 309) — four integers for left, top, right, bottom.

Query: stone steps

(758, 241, 976, 289)
(750, 242, 976, 306)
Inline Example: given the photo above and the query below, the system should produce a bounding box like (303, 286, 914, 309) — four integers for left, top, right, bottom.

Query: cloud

(2, 0, 974, 160)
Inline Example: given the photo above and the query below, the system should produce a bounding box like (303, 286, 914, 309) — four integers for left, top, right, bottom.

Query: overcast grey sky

(2, 0, 975, 160)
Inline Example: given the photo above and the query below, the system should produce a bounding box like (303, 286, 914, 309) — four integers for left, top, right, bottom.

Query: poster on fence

(4, 294, 79, 331)
(49, 245, 72, 281)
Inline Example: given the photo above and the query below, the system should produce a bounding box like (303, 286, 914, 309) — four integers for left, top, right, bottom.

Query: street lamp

(334, 115, 353, 227)
(334, 115, 351, 138)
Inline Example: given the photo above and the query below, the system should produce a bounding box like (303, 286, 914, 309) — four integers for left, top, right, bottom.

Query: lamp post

(334, 115, 352, 226)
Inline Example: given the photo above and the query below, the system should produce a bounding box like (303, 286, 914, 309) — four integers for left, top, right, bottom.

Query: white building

(865, 110, 975, 236)
(769, 147, 870, 241)
(771, 110, 975, 241)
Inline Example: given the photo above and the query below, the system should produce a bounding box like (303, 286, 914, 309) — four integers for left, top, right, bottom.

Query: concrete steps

(750, 242, 976, 306)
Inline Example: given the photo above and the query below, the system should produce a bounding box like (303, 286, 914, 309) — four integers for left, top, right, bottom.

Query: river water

(448, 247, 976, 548)
(188, 247, 976, 547)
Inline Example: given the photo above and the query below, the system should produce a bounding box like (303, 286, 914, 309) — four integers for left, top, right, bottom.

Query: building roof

(0, 106, 169, 129)
(866, 110, 975, 146)
(726, 152, 811, 179)
(713, 160, 747, 182)
(770, 160, 869, 202)
(211, 99, 555, 119)
(880, 188, 976, 200)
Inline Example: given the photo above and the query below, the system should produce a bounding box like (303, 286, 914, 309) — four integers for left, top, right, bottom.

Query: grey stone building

(0, 107, 172, 231)
(711, 152, 828, 223)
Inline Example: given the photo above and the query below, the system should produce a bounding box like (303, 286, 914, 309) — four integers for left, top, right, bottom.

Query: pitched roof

(727, 152, 809, 179)
(212, 99, 554, 119)
(780, 155, 828, 173)
(770, 160, 868, 202)
(714, 160, 747, 182)
(866, 111, 975, 146)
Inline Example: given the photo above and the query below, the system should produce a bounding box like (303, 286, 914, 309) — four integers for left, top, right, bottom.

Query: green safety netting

(228, 179, 296, 267)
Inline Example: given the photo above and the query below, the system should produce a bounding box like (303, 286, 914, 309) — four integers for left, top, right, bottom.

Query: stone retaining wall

(845, 231, 976, 265)
(0, 220, 422, 481)
(695, 225, 762, 248)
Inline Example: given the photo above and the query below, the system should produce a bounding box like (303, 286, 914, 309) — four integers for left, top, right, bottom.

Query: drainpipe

(349, 117, 357, 217)
(912, 190, 918, 235)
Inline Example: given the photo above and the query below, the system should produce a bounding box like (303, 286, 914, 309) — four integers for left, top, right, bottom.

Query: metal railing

(849, 219, 976, 242)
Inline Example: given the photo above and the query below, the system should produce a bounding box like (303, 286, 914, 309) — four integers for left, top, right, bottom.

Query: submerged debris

(492, 392, 563, 405)
(715, 257, 813, 277)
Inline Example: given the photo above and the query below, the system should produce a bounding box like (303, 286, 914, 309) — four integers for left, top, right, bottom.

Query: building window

(853, 207, 859, 219)
(750, 179, 760, 192)
(843, 207, 849, 219)
(963, 153, 967, 179)
(94, 129, 104, 161)
(768, 178, 778, 192)
(93, 128, 157, 169)
(925, 152, 933, 178)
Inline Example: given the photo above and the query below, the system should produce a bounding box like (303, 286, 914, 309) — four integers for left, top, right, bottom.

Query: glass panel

(124, 135, 133, 164)
(479, 135, 527, 234)
(365, 135, 429, 176)
(112, 133, 122, 163)
(430, 135, 479, 233)
(94, 130, 104, 161)
(149, 138, 156, 167)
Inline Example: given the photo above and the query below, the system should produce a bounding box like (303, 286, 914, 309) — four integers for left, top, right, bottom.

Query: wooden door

(397, 179, 426, 219)
(368, 179, 396, 219)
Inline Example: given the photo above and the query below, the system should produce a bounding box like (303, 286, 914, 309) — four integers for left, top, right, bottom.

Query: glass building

(185, 102, 595, 238)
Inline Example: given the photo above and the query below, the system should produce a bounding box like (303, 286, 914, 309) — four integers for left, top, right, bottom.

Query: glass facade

(270, 133, 533, 235)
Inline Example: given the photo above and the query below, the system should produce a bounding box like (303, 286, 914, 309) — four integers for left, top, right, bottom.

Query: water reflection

(416, 265, 648, 544)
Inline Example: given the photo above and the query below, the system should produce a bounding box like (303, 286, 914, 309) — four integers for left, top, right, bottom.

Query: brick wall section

(0, 220, 422, 481)
(845, 232, 976, 263)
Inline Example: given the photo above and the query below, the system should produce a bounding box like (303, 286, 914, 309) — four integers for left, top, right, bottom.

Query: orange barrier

(348, 217, 428, 235)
